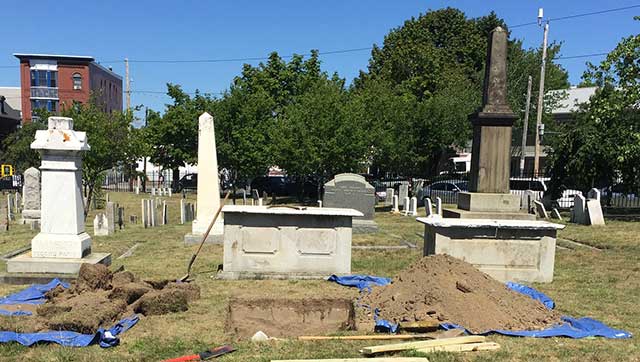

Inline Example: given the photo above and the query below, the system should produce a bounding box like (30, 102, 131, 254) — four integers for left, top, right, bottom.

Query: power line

(510, 4, 640, 28)
(554, 52, 609, 60)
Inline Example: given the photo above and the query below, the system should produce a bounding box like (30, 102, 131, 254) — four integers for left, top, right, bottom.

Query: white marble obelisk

(185, 112, 223, 244)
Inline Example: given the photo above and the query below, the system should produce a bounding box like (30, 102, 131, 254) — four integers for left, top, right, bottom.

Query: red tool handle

(162, 354, 200, 362)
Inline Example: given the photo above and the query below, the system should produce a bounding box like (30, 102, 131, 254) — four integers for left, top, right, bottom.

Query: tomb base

(352, 219, 379, 234)
(3, 251, 111, 284)
(417, 217, 564, 283)
(31, 232, 92, 259)
(443, 208, 535, 220)
(184, 217, 224, 244)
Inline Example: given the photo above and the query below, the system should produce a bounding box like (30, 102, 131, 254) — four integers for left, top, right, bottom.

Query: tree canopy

(546, 20, 640, 195)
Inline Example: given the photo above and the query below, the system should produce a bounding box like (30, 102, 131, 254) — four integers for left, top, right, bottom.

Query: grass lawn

(0, 192, 638, 361)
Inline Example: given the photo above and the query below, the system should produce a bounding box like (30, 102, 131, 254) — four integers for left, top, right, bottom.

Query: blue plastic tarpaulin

(329, 275, 632, 339)
(327, 275, 391, 292)
(0, 279, 139, 347)
(0, 315, 139, 347)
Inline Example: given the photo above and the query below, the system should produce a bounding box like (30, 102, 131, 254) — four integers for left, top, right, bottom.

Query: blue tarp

(0, 279, 139, 347)
(327, 274, 391, 292)
(0, 315, 139, 347)
(328, 275, 632, 339)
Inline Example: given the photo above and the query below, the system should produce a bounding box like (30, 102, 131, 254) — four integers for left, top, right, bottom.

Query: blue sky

(1, 0, 638, 121)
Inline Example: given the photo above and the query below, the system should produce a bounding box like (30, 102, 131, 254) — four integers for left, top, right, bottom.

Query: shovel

(179, 191, 231, 282)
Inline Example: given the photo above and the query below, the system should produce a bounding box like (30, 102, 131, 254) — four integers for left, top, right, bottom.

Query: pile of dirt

(362, 255, 562, 333)
(0, 264, 200, 334)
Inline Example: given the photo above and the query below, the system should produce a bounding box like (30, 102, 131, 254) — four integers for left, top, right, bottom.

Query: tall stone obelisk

(184, 112, 224, 244)
(445, 27, 534, 220)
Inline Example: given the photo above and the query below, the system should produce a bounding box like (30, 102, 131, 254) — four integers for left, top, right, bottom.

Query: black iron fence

(102, 169, 186, 193)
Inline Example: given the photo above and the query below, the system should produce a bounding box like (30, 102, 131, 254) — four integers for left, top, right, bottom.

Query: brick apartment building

(14, 53, 122, 122)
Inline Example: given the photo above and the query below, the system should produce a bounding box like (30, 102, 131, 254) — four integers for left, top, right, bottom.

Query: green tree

(354, 7, 569, 177)
(62, 101, 137, 216)
(2, 120, 47, 173)
(546, 22, 640, 195)
(145, 84, 215, 188)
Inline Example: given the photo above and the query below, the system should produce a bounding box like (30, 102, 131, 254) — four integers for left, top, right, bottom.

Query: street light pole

(520, 76, 532, 176)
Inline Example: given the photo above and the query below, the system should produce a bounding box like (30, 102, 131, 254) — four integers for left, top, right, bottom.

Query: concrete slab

(458, 192, 520, 212)
(417, 217, 564, 283)
(353, 219, 379, 234)
(442, 208, 535, 220)
(6, 251, 111, 274)
(184, 233, 224, 245)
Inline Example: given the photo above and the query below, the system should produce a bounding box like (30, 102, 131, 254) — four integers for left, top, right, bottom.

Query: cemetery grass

(0, 194, 636, 361)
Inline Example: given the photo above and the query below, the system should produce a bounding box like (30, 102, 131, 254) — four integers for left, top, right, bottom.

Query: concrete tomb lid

(31, 117, 90, 152)
(222, 205, 363, 217)
(416, 217, 565, 230)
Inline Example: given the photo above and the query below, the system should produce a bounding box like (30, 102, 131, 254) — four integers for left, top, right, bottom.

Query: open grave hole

(226, 297, 356, 339)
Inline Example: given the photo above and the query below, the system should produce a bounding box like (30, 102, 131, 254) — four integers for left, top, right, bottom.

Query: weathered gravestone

(0, 197, 8, 232)
(409, 197, 418, 216)
(93, 213, 110, 236)
(105, 202, 116, 235)
(323, 173, 378, 233)
(586, 199, 605, 225)
(391, 195, 399, 213)
(385, 188, 394, 206)
(571, 194, 587, 224)
(534, 200, 548, 219)
(424, 197, 433, 217)
(587, 188, 601, 202)
(398, 184, 409, 208)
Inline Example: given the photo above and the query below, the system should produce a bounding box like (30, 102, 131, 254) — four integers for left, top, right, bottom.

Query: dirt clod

(362, 255, 562, 333)
(5, 267, 200, 335)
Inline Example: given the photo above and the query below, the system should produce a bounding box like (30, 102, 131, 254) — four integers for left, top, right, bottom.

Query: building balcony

(30, 87, 58, 99)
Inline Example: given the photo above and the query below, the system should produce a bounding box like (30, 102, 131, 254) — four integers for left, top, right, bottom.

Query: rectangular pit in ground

(226, 297, 355, 339)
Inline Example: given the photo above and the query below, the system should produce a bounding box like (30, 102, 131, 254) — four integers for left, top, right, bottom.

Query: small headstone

(398, 184, 409, 207)
(6, 194, 14, 221)
(141, 199, 148, 228)
(93, 213, 110, 236)
(534, 200, 548, 219)
(435, 197, 442, 216)
(409, 197, 418, 216)
(403, 197, 410, 216)
(318, 200, 322, 208)
(252, 189, 259, 201)
(392, 195, 399, 213)
(161, 201, 168, 225)
(586, 199, 605, 225)
(117, 207, 125, 230)
(262, 191, 268, 205)
(14, 192, 21, 212)
(572, 194, 587, 224)
(29, 219, 40, 231)
(22, 168, 42, 223)
(0, 199, 8, 232)
(105, 202, 116, 234)
(180, 199, 186, 224)
(551, 208, 562, 220)
(151, 187, 156, 196)
(135, 185, 140, 195)
(129, 215, 138, 224)
(385, 188, 395, 206)
(587, 188, 601, 202)
(241, 190, 247, 205)
(258, 198, 263, 206)
(425, 198, 433, 217)
(168, 188, 172, 197)
(523, 190, 536, 213)
(150, 199, 156, 226)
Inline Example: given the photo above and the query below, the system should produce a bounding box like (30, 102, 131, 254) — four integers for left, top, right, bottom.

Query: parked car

(250, 175, 288, 196)
(422, 180, 469, 204)
(174, 173, 198, 192)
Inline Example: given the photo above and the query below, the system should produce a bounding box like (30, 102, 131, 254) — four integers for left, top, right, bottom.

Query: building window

(73, 73, 82, 90)
(31, 99, 58, 116)
(30, 70, 58, 87)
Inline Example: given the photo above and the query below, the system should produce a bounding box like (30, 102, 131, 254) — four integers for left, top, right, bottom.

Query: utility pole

(533, 8, 549, 176)
(519, 75, 533, 177)
(125, 58, 131, 112)
(142, 107, 148, 193)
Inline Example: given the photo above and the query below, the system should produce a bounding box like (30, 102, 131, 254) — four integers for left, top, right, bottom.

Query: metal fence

(101, 169, 187, 193)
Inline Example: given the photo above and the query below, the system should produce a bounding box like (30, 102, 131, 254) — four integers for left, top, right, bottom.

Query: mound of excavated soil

(0, 264, 200, 334)
(362, 255, 561, 333)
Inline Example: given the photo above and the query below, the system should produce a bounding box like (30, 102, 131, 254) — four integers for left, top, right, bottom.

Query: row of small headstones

(388, 194, 443, 218)
(0, 192, 25, 232)
(133, 187, 172, 197)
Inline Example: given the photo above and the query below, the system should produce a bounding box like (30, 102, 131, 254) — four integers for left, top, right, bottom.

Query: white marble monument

(5, 117, 110, 280)
(184, 112, 223, 244)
